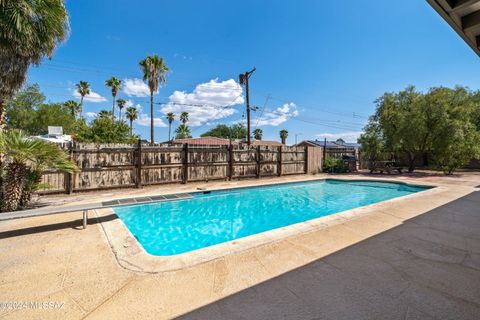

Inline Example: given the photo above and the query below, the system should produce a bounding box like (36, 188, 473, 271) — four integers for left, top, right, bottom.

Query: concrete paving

(0, 172, 478, 319)
(178, 191, 480, 320)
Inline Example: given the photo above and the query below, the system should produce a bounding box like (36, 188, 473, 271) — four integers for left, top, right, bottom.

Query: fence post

(305, 146, 309, 174)
(228, 144, 233, 181)
(256, 146, 261, 178)
(136, 139, 142, 188)
(182, 143, 189, 184)
(65, 142, 74, 194)
(278, 145, 282, 176)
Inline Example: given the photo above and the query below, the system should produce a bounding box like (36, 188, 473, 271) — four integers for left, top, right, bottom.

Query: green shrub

(323, 156, 349, 173)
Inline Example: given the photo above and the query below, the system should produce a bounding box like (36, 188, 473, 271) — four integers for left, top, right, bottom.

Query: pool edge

(95, 176, 451, 274)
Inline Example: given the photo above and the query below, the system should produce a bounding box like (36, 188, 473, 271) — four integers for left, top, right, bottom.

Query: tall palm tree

(105, 77, 121, 120)
(253, 128, 263, 140)
(0, 130, 77, 212)
(175, 124, 192, 139)
(64, 100, 81, 119)
(125, 107, 138, 135)
(180, 112, 189, 125)
(280, 129, 289, 145)
(0, 0, 69, 132)
(75, 81, 90, 117)
(139, 55, 169, 144)
(116, 98, 126, 121)
(166, 112, 175, 141)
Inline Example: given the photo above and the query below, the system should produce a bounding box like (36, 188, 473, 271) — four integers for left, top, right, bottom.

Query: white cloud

(254, 102, 299, 127)
(125, 99, 142, 112)
(122, 78, 152, 97)
(72, 90, 107, 103)
(85, 112, 97, 119)
(315, 131, 363, 142)
(135, 113, 167, 128)
(160, 78, 244, 126)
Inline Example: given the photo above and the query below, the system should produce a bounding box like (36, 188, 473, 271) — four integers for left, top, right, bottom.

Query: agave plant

(0, 130, 77, 212)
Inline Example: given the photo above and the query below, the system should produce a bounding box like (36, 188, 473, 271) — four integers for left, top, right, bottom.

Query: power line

(253, 94, 271, 130)
(190, 93, 245, 134)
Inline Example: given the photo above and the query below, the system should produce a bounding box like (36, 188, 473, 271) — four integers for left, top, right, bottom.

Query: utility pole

(239, 67, 256, 146)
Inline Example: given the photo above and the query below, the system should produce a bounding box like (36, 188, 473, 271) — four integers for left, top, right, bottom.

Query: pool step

(102, 193, 193, 207)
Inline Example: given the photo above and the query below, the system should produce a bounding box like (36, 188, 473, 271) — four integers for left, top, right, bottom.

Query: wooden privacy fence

(40, 142, 309, 194)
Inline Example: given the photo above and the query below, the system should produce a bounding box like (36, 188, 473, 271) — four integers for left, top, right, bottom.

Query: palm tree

(0, 0, 69, 132)
(139, 55, 169, 144)
(0, 130, 77, 212)
(64, 100, 81, 119)
(125, 107, 138, 135)
(166, 112, 175, 141)
(280, 129, 288, 145)
(75, 81, 90, 117)
(116, 98, 126, 121)
(253, 128, 263, 140)
(97, 110, 113, 119)
(180, 112, 189, 124)
(105, 77, 122, 120)
(175, 124, 192, 139)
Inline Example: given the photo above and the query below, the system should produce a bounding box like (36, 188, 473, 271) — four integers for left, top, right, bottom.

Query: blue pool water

(114, 179, 429, 256)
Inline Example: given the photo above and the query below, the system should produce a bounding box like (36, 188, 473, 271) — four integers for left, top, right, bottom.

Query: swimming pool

(114, 179, 430, 256)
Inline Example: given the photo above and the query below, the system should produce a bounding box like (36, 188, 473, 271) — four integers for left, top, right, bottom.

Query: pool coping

(96, 177, 445, 273)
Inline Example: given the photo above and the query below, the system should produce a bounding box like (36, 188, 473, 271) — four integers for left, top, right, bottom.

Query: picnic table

(369, 161, 403, 174)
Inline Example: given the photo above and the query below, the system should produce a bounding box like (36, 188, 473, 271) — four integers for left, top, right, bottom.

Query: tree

(30, 103, 76, 135)
(0, 130, 76, 212)
(362, 85, 480, 175)
(374, 86, 431, 172)
(280, 129, 288, 144)
(0, 0, 69, 132)
(75, 115, 136, 143)
(230, 124, 248, 140)
(175, 124, 192, 139)
(432, 119, 480, 174)
(200, 124, 247, 139)
(125, 107, 138, 135)
(180, 111, 189, 124)
(253, 128, 263, 140)
(358, 122, 386, 165)
(201, 124, 230, 138)
(166, 112, 175, 141)
(97, 110, 113, 119)
(76, 81, 90, 117)
(6, 85, 75, 135)
(105, 77, 121, 120)
(139, 55, 169, 144)
(64, 100, 81, 119)
(5, 84, 45, 131)
(116, 98, 126, 120)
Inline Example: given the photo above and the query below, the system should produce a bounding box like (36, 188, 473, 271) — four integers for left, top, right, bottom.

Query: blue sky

(27, 0, 480, 144)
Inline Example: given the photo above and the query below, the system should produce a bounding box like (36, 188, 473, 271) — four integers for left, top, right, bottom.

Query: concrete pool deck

(0, 172, 479, 319)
